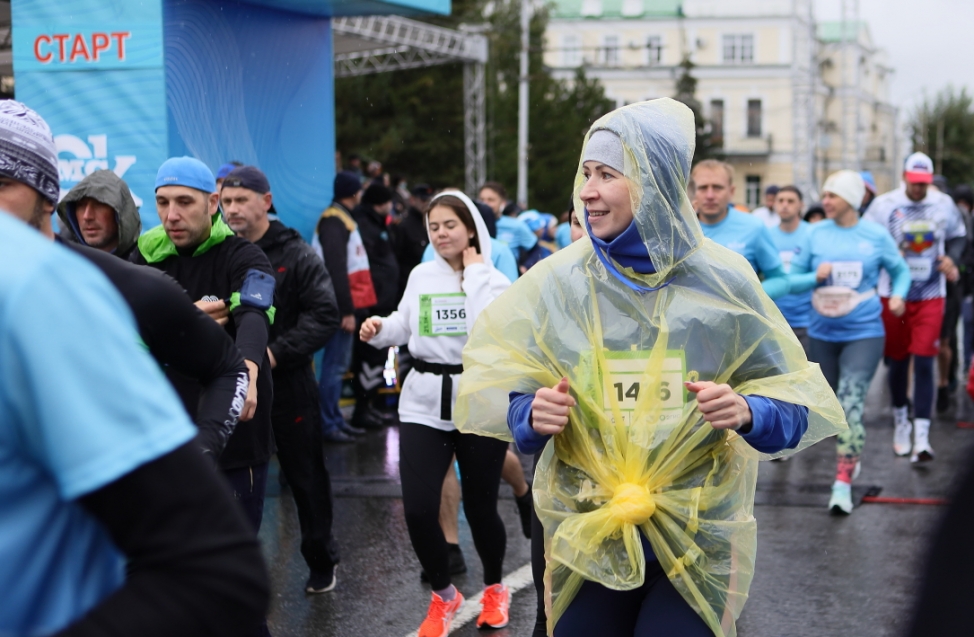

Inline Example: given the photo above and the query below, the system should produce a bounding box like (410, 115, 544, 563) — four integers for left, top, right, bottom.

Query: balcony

(722, 134, 772, 158)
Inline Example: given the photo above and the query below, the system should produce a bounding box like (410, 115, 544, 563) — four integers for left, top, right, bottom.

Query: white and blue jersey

(700, 207, 782, 275)
(865, 188, 965, 301)
(791, 219, 911, 343)
(770, 221, 813, 329)
(0, 215, 196, 635)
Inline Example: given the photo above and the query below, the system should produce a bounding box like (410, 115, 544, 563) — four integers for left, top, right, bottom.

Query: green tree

(672, 55, 720, 164)
(335, 0, 615, 215)
(910, 86, 974, 186)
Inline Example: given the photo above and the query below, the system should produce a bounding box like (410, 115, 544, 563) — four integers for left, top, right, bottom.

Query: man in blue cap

(132, 157, 278, 535)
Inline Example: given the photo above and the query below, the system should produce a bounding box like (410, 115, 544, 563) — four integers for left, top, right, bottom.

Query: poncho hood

(579, 99, 702, 287)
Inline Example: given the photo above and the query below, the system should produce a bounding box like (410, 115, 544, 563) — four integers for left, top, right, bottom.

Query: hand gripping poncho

(455, 99, 847, 636)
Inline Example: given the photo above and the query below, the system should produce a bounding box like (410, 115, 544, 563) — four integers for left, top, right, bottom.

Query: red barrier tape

(957, 421, 974, 429)
(861, 496, 948, 506)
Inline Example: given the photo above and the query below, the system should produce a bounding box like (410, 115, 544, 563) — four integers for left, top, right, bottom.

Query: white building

(543, 0, 900, 205)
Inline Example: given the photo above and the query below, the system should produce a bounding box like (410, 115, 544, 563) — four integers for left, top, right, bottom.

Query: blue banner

(12, 0, 166, 229)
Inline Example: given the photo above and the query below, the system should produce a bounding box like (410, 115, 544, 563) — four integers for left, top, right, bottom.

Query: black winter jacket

(256, 220, 340, 374)
(353, 203, 400, 315)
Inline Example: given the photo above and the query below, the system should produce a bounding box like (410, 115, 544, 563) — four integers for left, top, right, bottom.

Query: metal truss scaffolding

(333, 15, 488, 194)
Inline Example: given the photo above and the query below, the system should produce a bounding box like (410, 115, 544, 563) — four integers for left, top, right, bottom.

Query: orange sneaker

(418, 589, 464, 637)
(476, 583, 510, 629)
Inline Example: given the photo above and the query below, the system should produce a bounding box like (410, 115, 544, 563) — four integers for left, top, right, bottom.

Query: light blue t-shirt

(790, 219, 911, 342)
(495, 215, 538, 262)
(0, 216, 196, 636)
(770, 221, 814, 328)
(421, 237, 519, 282)
(701, 208, 782, 274)
(555, 222, 572, 250)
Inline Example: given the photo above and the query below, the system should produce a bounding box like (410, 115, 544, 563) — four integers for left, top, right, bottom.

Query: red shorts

(881, 297, 945, 359)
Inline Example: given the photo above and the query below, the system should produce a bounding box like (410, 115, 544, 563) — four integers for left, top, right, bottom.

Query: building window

(709, 99, 724, 147)
(746, 99, 762, 137)
(602, 35, 620, 67)
(746, 175, 761, 209)
(722, 34, 754, 64)
(646, 36, 662, 65)
(563, 34, 581, 67)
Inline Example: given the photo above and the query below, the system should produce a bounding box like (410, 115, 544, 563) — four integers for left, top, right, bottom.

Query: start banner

(11, 0, 167, 226)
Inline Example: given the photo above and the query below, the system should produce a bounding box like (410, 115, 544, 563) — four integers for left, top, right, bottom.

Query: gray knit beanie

(582, 129, 625, 174)
(0, 100, 60, 205)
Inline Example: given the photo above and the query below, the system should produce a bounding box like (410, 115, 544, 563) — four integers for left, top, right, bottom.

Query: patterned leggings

(809, 337, 885, 462)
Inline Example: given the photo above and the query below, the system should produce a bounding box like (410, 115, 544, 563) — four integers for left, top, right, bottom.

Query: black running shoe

(936, 386, 951, 414)
(306, 566, 337, 594)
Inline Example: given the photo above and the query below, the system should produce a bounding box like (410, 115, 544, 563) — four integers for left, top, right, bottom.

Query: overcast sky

(815, 0, 973, 115)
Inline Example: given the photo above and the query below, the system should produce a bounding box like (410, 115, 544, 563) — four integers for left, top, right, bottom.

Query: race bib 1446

(419, 293, 467, 336)
(602, 351, 686, 427)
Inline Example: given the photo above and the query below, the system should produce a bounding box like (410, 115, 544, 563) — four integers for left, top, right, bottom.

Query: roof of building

(550, 0, 682, 20)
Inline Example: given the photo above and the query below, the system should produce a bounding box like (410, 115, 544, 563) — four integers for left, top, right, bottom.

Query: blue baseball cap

(216, 162, 238, 179)
(155, 156, 216, 193)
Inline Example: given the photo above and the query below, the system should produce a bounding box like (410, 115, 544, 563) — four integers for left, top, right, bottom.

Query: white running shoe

(893, 420, 913, 457)
(829, 481, 853, 515)
(911, 418, 935, 463)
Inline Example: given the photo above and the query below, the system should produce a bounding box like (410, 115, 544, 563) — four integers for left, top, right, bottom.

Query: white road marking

(402, 562, 534, 637)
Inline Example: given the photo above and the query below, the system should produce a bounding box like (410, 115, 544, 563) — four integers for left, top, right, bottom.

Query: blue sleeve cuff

(740, 395, 809, 454)
(508, 392, 550, 455)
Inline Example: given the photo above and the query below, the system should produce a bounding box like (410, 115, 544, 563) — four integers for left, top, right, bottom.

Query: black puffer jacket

(256, 220, 340, 373)
(352, 203, 400, 316)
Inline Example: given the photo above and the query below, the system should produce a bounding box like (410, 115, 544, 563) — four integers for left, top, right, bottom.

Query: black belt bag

(412, 358, 464, 421)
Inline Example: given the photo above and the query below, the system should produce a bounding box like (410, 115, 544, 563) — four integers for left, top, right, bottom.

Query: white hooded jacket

(368, 190, 511, 431)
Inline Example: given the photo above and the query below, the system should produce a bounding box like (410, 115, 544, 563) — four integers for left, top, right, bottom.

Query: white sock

(894, 406, 909, 427)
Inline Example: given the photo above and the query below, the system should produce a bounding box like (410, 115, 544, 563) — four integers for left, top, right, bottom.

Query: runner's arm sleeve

(880, 233, 912, 298)
(760, 266, 790, 299)
(318, 217, 354, 316)
(59, 442, 269, 637)
(462, 264, 511, 333)
(140, 272, 248, 458)
(786, 242, 818, 294)
(228, 245, 275, 364)
(368, 274, 413, 349)
(740, 396, 809, 454)
(269, 249, 340, 370)
(508, 391, 550, 455)
(947, 237, 966, 264)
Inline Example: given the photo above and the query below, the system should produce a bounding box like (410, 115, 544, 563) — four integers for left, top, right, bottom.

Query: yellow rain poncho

(455, 99, 846, 636)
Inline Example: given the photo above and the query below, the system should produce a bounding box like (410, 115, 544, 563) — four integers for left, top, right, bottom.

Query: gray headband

(582, 129, 624, 174)
(0, 100, 60, 205)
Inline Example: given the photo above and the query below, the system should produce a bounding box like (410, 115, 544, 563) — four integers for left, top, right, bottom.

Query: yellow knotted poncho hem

(455, 99, 847, 636)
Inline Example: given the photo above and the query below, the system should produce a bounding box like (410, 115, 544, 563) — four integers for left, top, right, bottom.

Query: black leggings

(399, 422, 508, 590)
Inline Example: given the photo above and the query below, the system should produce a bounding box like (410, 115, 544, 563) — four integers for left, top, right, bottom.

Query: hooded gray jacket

(58, 169, 141, 259)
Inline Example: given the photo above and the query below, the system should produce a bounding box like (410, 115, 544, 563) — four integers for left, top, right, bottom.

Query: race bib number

(602, 351, 686, 427)
(419, 293, 467, 336)
(779, 250, 795, 274)
(831, 261, 863, 289)
(905, 256, 934, 282)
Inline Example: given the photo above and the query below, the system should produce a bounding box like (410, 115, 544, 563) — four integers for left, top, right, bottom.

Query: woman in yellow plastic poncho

(455, 98, 847, 637)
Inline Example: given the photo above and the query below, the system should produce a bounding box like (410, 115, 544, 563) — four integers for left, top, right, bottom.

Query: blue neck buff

(586, 213, 671, 293)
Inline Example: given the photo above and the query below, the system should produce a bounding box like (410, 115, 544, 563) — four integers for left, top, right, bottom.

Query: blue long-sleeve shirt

(507, 391, 809, 456)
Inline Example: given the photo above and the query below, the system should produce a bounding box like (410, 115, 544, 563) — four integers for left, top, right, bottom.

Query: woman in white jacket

(360, 190, 512, 637)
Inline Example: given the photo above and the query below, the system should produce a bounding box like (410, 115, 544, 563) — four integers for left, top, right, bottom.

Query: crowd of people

(2, 92, 968, 637)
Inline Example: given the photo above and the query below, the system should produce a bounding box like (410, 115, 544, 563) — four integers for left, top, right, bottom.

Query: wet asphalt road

(260, 366, 974, 637)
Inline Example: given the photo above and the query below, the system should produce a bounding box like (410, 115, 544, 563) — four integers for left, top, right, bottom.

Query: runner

(770, 185, 813, 353)
(788, 170, 910, 514)
(223, 165, 344, 595)
(456, 99, 845, 637)
(359, 190, 512, 636)
(692, 159, 790, 299)
(132, 157, 278, 535)
(57, 169, 141, 258)
(864, 152, 966, 462)
(0, 100, 267, 636)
